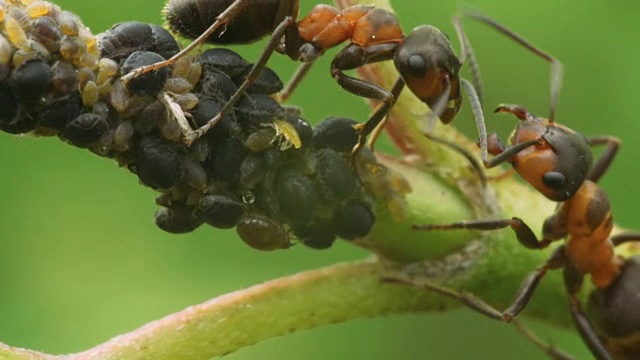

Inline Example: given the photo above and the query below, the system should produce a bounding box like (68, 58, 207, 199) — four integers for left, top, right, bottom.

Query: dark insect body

(0, 1, 382, 251)
(124, 0, 491, 154)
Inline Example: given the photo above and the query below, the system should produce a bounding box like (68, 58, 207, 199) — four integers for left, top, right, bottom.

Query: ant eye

(542, 171, 567, 190)
(407, 54, 426, 77)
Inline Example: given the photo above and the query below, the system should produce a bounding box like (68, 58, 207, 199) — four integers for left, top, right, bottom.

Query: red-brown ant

(121, 0, 492, 151)
(388, 11, 639, 360)
(405, 61, 635, 360)
(411, 109, 639, 358)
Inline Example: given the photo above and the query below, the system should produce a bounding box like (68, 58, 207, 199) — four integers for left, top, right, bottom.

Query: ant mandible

(121, 0, 494, 151)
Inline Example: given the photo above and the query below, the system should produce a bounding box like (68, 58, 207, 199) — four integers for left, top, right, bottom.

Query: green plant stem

(0, 343, 58, 360)
(72, 260, 441, 360)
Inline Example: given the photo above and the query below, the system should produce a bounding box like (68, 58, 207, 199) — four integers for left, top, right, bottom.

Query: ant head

(394, 25, 461, 123)
(587, 256, 640, 358)
(496, 105, 593, 201)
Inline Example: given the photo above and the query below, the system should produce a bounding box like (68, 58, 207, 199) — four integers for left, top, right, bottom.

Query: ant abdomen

(588, 256, 640, 359)
(164, 0, 285, 44)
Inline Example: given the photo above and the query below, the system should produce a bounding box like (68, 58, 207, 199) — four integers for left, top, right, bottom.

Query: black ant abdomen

(164, 0, 287, 45)
(587, 256, 640, 358)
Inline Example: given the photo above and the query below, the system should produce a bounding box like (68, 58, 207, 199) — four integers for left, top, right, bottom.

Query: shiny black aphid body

(99, 21, 180, 61)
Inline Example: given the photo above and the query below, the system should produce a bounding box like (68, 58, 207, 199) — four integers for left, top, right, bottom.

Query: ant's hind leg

(385, 247, 570, 358)
(562, 264, 612, 360)
(512, 319, 575, 360)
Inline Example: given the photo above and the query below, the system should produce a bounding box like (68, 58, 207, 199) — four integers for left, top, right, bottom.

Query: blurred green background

(1, 0, 638, 359)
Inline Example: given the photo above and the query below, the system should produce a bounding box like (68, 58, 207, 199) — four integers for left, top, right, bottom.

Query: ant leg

(586, 136, 620, 183)
(387, 274, 575, 360)
(121, 0, 252, 83)
(278, 61, 315, 102)
(451, 15, 484, 105)
(346, 78, 394, 156)
(383, 273, 509, 320)
(413, 217, 553, 250)
(328, 42, 399, 155)
(365, 78, 405, 151)
(424, 132, 487, 187)
(463, 10, 563, 122)
(563, 264, 612, 360)
(184, 16, 302, 144)
(610, 232, 640, 246)
(365, 74, 450, 155)
(568, 299, 611, 360)
(502, 247, 566, 320)
(275, 0, 302, 59)
(365, 114, 387, 151)
(512, 320, 575, 360)
(386, 246, 566, 321)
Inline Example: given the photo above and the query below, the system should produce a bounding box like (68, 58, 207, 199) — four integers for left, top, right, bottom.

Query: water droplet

(242, 192, 255, 204)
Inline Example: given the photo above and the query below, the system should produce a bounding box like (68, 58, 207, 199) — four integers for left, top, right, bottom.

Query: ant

(385, 10, 640, 360)
(393, 20, 635, 360)
(411, 109, 639, 358)
(122, 0, 492, 151)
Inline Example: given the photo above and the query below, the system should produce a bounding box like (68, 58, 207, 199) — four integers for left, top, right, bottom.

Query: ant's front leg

(411, 210, 570, 320)
(329, 43, 401, 155)
(414, 217, 553, 250)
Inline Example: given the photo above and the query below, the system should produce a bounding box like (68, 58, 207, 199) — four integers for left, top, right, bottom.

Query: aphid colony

(0, 0, 381, 250)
